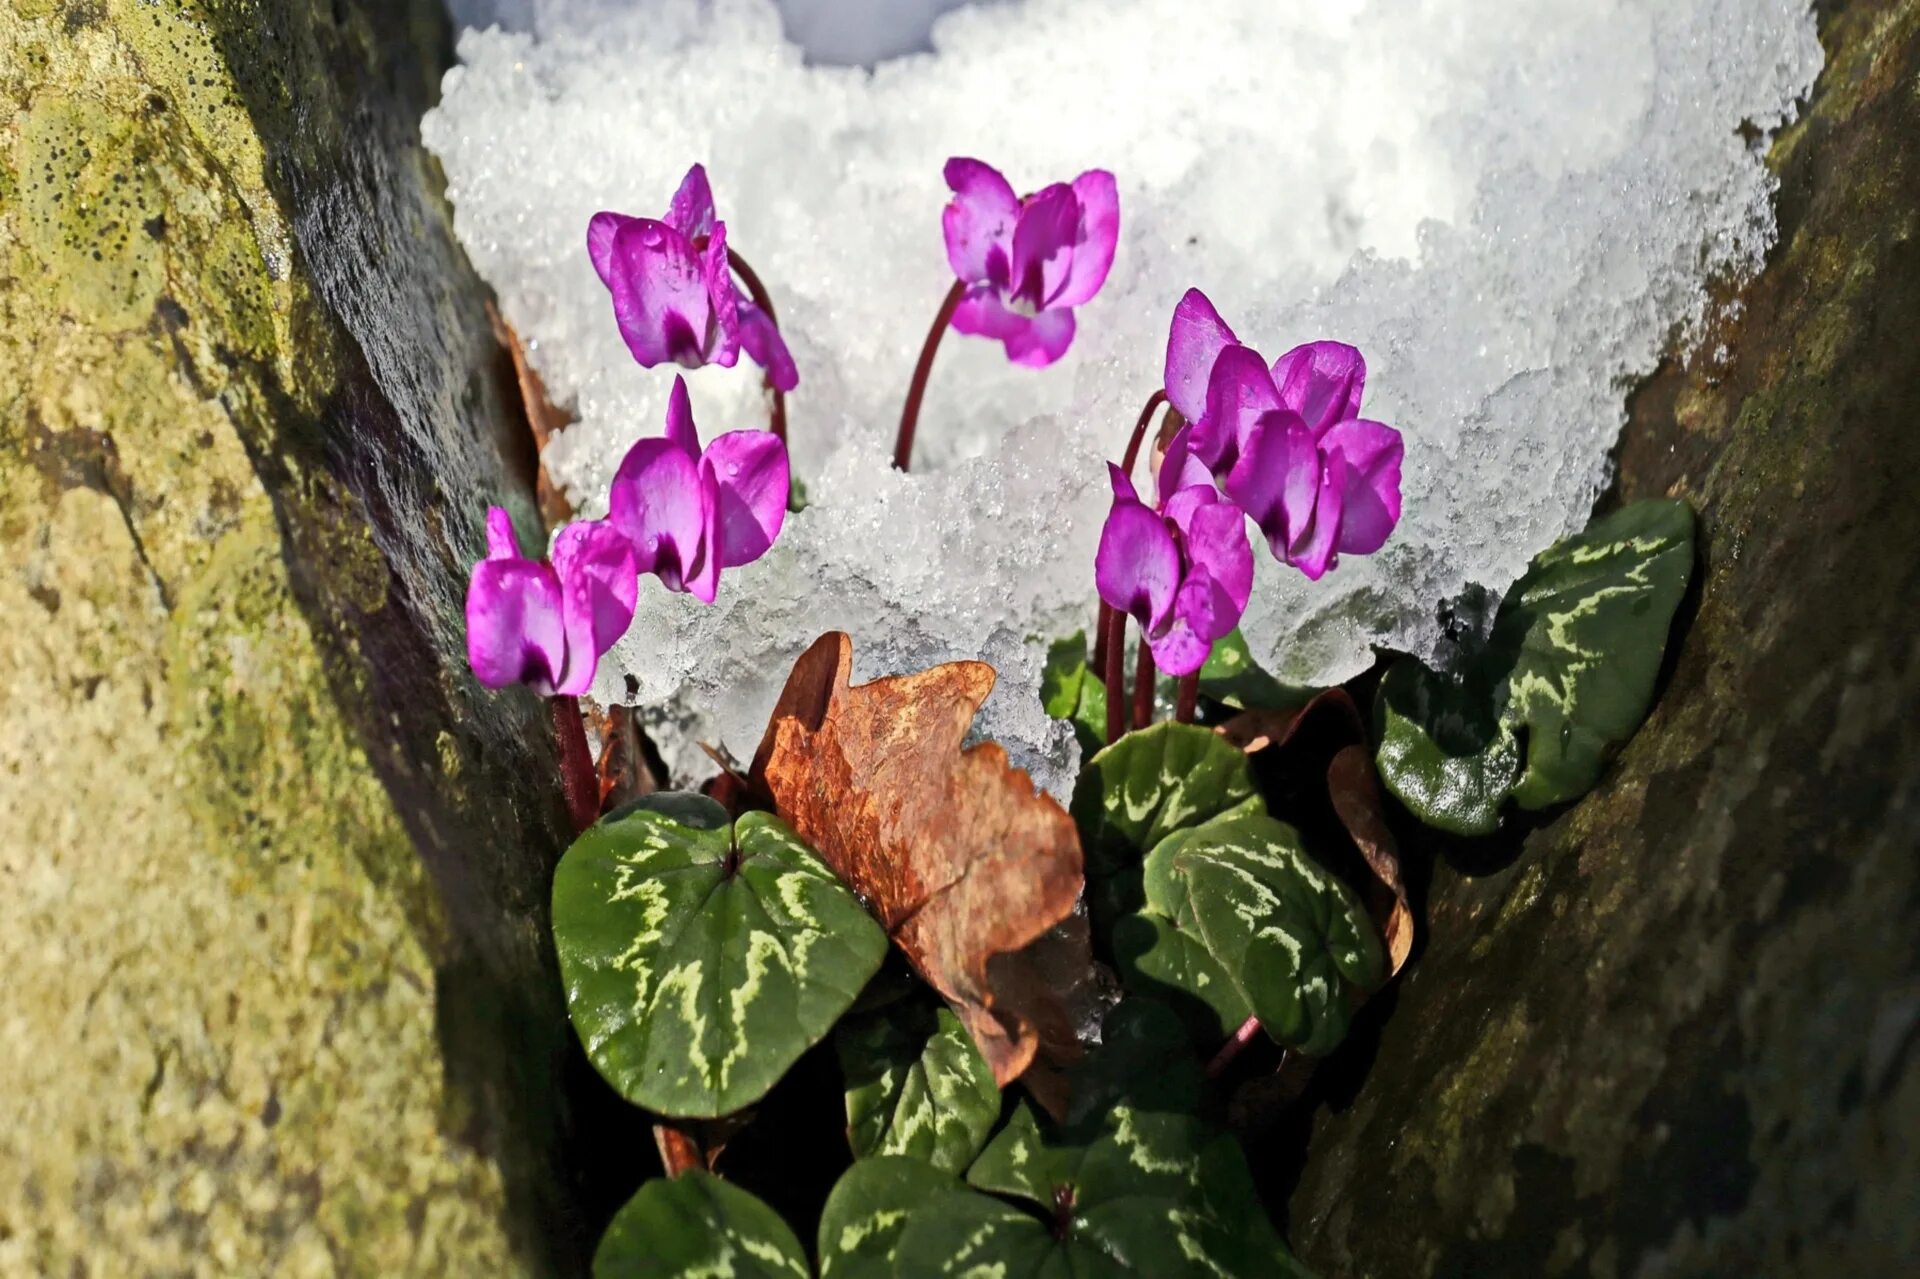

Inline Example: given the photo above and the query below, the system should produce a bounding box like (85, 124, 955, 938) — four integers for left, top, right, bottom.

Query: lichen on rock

(1, 2, 615, 1274)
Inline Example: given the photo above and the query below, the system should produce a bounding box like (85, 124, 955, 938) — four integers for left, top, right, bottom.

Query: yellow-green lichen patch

(0, 2, 525, 1273)
(17, 92, 168, 329)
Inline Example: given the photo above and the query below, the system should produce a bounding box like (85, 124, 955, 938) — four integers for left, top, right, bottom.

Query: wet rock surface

(1289, 2, 1920, 1273)
(1, 2, 642, 1273)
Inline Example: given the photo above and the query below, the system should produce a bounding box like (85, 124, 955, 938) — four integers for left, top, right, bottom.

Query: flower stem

(1103, 607, 1128, 748)
(1175, 672, 1200, 724)
(653, 1121, 703, 1178)
(1121, 389, 1168, 476)
(1131, 640, 1157, 731)
(725, 246, 788, 445)
(893, 279, 967, 472)
(1205, 1015, 1262, 1078)
(552, 695, 600, 835)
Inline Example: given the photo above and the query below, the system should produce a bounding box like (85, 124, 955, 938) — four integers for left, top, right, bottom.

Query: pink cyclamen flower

(466, 508, 638, 696)
(1162, 287, 1403, 581)
(941, 157, 1119, 368)
(1095, 425, 1253, 677)
(607, 375, 789, 604)
(588, 164, 797, 391)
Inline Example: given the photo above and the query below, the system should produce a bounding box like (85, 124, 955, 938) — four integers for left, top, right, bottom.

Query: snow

(425, 0, 1821, 794)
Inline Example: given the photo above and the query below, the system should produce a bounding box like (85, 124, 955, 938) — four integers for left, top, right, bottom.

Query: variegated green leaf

(593, 1169, 808, 1279)
(897, 1105, 1305, 1278)
(1071, 723, 1261, 932)
(553, 794, 888, 1118)
(1374, 658, 1520, 836)
(1110, 912, 1252, 1046)
(1495, 498, 1695, 808)
(836, 1000, 999, 1173)
(817, 1157, 958, 1279)
(1041, 631, 1110, 758)
(1062, 999, 1204, 1141)
(1376, 499, 1695, 831)
(1171, 812, 1386, 1056)
(965, 1100, 1063, 1205)
(1197, 628, 1315, 712)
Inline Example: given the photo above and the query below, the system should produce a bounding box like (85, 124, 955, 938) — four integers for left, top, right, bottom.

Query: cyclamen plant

(459, 157, 1455, 1279)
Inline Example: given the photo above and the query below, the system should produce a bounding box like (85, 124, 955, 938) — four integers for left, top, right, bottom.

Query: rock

(1288, 1, 1920, 1273)
(1, 3, 638, 1274)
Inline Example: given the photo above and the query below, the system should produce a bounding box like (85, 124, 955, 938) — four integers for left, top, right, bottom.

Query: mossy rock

(1, 3, 621, 1274)
(1289, 2, 1920, 1273)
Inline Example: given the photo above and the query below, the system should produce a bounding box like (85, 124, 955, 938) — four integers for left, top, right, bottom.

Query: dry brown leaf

(1328, 744, 1414, 977)
(749, 633, 1089, 1089)
(488, 300, 574, 527)
(591, 703, 661, 815)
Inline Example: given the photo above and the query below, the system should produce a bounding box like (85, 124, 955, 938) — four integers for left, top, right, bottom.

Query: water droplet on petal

(725, 462, 740, 477)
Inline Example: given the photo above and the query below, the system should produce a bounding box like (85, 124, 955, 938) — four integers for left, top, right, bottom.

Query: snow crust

(426, 0, 1820, 794)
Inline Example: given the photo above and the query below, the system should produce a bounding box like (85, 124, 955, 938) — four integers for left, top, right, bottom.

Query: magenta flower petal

(702, 430, 790, 569)
(466, 508, 567, 694)
(484, 505, 523, 560)
(1164, 288, 1239, 425)
(661, 374, 701, 458)
(1273, 340, 1366, 437)
(587, 211, 636, 288)
(737, 302, 799, 392)
(1321, 418, 1404, 555)
(552, 519, 639, 653)
(668, 163, 717, 241)
(1009, 184, 1079, 309)
(1003, 306, 1077, 368)
(609, 436, 707, 595)
(950, 285, 1028, 340)
(1225, 411, 1320, 560)
(547, 519, 639, 695)
(1155, 425, 1215, 507)
(1053, 169, 1119, 309)
(1148, 573, 1240, 676)
(1290, 452, 1346, 581)
(1096, 465, 1181, 633)
(467, 559, 567, 693)
(942, 157, 1020, 287)
(606, 218, 711, 368)
(701, 221, 742, 369)
(682, 467, 723, 604)
(1177, 500, 1254, 619)
(1199, 344, 1285, 472)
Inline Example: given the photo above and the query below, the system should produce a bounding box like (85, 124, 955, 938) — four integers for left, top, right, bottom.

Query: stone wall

(0, 3, 639, 1274)
(1289, 2, 1920, 1273)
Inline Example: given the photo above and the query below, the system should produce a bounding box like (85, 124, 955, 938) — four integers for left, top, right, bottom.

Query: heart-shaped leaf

(1376, 498, 1695, 832)
(1197, 627, 1314, 712)
(1061, 999, 1204, 1140)
(1070, 723, 1261, 932)
(1109, 911, 1251, 1046)
(1495, 498, 1696, 807)
(817, 1156, 959, 1279)
(895, 1105, 1303, 1278)
(594, 1169, 808, 1278)
(1041, 631, 1110, 758)
(836, 999, 1000, 1173)
(553, 793, 888, 1117)
(1159, 811, 1385, 1056)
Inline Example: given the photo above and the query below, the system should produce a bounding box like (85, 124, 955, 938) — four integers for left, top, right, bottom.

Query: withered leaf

(1328, 744, 1413, 977)
(749, 633, 1089, 1089)
(488, 300, 574, 527)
